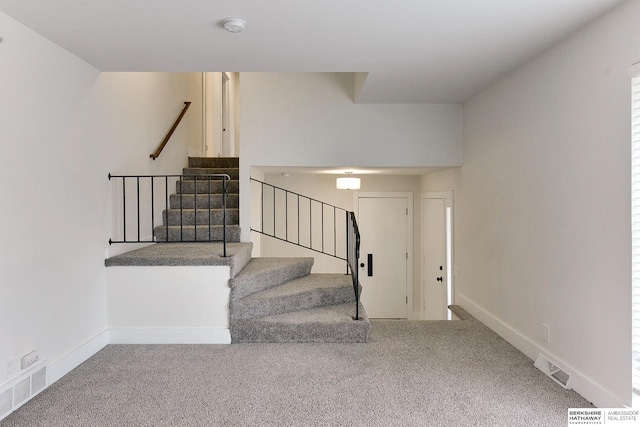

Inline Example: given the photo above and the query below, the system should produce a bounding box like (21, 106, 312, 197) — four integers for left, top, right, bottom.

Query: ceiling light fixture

(222, 17, 246, 33)
(336, 172, 361, 190)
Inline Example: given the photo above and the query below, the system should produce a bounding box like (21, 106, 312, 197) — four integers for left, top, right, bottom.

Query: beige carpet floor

(1, 313, 591, 426)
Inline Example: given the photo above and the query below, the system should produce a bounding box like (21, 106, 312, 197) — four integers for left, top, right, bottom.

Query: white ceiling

(0, 0, 626, 103)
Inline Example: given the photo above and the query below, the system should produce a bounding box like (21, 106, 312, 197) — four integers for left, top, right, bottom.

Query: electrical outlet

(21, 351, 39, 370)
(543, 324, 550, 343)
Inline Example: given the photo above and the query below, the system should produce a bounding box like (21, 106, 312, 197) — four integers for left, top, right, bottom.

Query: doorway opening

(202, 72, 238, 157)
(422, 192, 454, 320)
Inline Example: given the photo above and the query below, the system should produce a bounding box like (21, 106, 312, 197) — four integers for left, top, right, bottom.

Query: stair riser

(229, 259, 314, 301)
(176, 180, 239, 194)
(188, 157, 239, 168)
(154, 226, 241, 242)
(230, 285, 356, 320)
(163, 209, 239, 226)
(230, 319, 370, 343)
(169, 194, 239, 209)
(183, 168, 240, 180)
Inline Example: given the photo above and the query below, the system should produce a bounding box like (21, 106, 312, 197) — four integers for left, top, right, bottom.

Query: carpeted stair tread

(230, 302, 370, 343)
(229, 257, 314, 301)
(177, 180, 239, 194)
(154, 225, 241, 242)
(183, 167, 239, 180)
(230, 273, 355, 320)
(188, 157, 239, 168)
(104, 242, 252, 278)
(163, 208, 239, 226)
(169, 194, 239, 209)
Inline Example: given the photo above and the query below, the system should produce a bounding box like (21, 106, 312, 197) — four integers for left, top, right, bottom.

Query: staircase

(111, 156, 370, 343)
(229, 257, 370, 343)
(153, 157, 241, 242)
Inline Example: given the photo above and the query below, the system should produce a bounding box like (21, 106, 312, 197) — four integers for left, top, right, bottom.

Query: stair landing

(105, 242, 252, 278)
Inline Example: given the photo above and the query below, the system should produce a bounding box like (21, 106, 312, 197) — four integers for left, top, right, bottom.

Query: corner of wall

(457, 294, 628, 408)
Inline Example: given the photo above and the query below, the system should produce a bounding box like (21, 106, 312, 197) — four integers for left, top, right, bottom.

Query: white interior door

(202, 72, 215, 157)
(357, 196, 408, 319)
(423, 198, 447, 320)
(221, 72, 230, 156)
(203, 72, 223, 157)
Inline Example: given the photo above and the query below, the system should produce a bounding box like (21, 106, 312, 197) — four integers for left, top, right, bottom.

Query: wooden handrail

(150, 101, 191, 160)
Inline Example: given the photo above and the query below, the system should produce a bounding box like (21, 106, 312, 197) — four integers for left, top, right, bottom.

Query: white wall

(186, 74, 205, 157)
(239, 72, 463, 241)
(0, 10, 199, 387)
(240, 73, 463, 168)
(423, 0, 640, 407)
(106, 266, 231, 344)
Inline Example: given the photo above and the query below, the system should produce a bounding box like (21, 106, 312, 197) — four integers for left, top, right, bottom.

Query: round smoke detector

(223, 17, 246, 33)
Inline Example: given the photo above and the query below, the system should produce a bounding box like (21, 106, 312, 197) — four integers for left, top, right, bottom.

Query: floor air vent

(0, 364, 47, 421)
(534, 354, 572, 389)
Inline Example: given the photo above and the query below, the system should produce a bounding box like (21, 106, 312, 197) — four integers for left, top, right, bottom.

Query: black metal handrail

(250, 178, 362, 319)
(108, 173, 231, 256)
(347, 211, 361, 320)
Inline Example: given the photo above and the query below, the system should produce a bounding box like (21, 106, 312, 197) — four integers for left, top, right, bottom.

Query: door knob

(437, 277, 443, 282)
(360, 263, 365, 268)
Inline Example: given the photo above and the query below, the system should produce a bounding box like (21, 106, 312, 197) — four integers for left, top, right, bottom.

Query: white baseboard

(108, 328, 231, 344)
(0, 327, 230, 421)
(457, 294, 626, 408)
(47, 330, 109, 386)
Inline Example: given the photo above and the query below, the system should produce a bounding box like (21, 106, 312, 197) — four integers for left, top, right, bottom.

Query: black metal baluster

(180, 175, 184, 242)
(297, 194, 300, 245)
(194, 174, 198, 241)
(108, 173, 113, 245)
(309, 198, 312, 249)
(333, 206, 338, 256)
(273, 185, 276, 238)
(346, 211, 349, 275)
(222, 176, 227, 257)
(122, 177, 127, 242)
(136, 177, 140, 242)
(321, 202, 325, 253)
(285, 189, 288, 242)
(208, 176, 212, 242)
(164, 177, 169, 242)
(151, 177, 155, 241)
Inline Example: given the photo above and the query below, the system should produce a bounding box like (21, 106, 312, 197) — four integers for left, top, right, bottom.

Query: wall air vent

(0, 389, 11, 420)
(534, 353, 573, 389)
(0, 362, 47, 421)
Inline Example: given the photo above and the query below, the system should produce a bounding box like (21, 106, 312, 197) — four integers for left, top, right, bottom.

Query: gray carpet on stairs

(228, 257, 369, 343)
(0, 309, 593, 427)
(153, 225, 241, 243)
(104, 242, 252, 278)
(229, 257, 314, 300)
(230, 273, 355, 320)
(231, 302, 369, 343)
